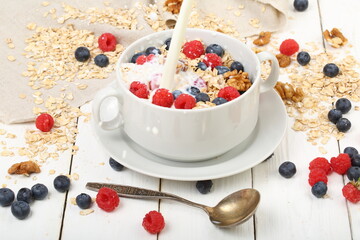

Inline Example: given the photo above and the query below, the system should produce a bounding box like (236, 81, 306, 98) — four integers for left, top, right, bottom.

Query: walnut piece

(323, 28, 348, 48)
(253, 31, 271, 46)
(164, 0, 183, 14)
(275, 82, 304, 103)
(8, 161, 41, 175)
(224, 70, 252, 91)
(276, 54, 291, 68)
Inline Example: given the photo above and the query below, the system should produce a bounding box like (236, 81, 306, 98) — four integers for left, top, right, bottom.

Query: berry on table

(109, 157, 124, 171)
(195, 92, 210, 103)
(53, 175, 71, 193)
(172, 90, 183, 100)
(76, 193, 92, 209)
(203, 53, 222, 69)
(186, 86, 201, 95)
(327, 109, 342, 124)
(152, 88, 174, 108)
(130, 52, 145, 63)
(215, 66, 230, 75)
(35, 113, 54, 132)
(346, 167, 360, 181)
(309, 157, 331, 174)
(74, 47, 90, 62)
(278, 161, 297, 178)
(142, 210, 165, 234)
(279, 39, 299, 56)
(11, 201, 30, 220)
(196, 180, 213, 194)
(0, 188, 15, 207)
(335, 98, 352, 114)
(230, 61, 244, 72)
(352, 154, 360, 167)
(96, 187, 120, 212)
(197, 62, 208, 71)
(145, 46, 161, 55)
(308, 168, 328, 186)
(323, 63, 339, 78)
(311, 181, 327, 198)
(174, 94, 196, 109)
(205, 44, 224, 57)
(31, 183, 48, 200)
(129, 81, 149, 99)
(164, 38, 171, 50)
(212, 97, 228, 105)
(94, 54, 109, 67)
(330, 153, 351, 175)
(218, 86, 240, 101)
(342, 182, 360, 203)
(336, 118, 351, 132)
(98, 33, 117, 52)
(294, 0, 309, 12)
(344, 147, 358, 160)
(296, 51, 311, 66)
(182, 40, 204, 59)
(17, 188, 34, 204)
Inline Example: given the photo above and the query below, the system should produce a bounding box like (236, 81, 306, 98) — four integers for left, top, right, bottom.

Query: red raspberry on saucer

(130, 81, 149, 99)
(342, 182, 360, 203)
(218, 86, 240, 101)
(330, 153, 351, 175)
(308, 168, 328, 186)
(152, 88, 174, 108)
(174, 94, 196, 109)
(309, 157, 332, 174)
(35, 113, 54, 132)
(182, 40, 204, 59)
(142, 210, 165, 234)
(279, 39, 299, 56)
(203, 53, 222, 69)
(98, 33, 117, 52)
(136, 55, 147, 65)
(96, 187, 120, 212)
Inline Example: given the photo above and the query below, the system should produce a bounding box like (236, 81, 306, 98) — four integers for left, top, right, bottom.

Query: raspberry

(98, 33, 117, 52)
(96, 187, 120, 212)
(35, 113, 54, 132)
(152, 88, 174, 108)
(309, 157, 331, 174)
(218, 86, 240, 101)
(330, 153, 351, 175)
(308, 168, 328, 186)
(342, 182, 360, 203)
(279, 39, 299, 56)
(136, 55, 147, 65)
(142, 210, 165, 234)
(182, 40, 204, 59)
(130, 81, 149, 99)
(174, 94, 196, 109)
(146, 54, 155, 62)
(203, 53, 222, 69)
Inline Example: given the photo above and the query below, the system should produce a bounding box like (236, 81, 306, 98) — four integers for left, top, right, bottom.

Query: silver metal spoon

(86, 182, 260, 227)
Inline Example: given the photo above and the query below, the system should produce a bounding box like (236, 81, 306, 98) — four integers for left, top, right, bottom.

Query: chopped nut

(276, 54, 291, 68)
(253, 32, 271, 46)
(8, 161, 41, 175)
(164, 0, 183, 14)
(225, 70, 252, 91)
(323, 28, 348, 48)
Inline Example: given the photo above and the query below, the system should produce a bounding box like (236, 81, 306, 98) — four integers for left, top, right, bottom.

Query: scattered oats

(2, 184, 7, 188)
(7, 55, 16, 62)
(355, 106, 359, 111)
(238, 4, 245, 9)
(5, 176, 11, 180)
(72, 173, 79, 180)
(6, 133, 16, 139)
(226, 6, 234, 10)
(70, 197, 77, 205)
(19, 94, 27, 99)
(261, 6, 266, 12)
(32, 176, 38, 181)
(0, 129, 6, 135)
(66, 92, 74, 100)
(6, 39, 15, 49)
(49, 169, 56, 175)
(1, 150, 14, 157)
(33, 91, 42, 97)
(319, 146, 327, 154)
(249, 18, 260, 28)
(99, 162, 105, 166)
(26, 23, 37, 30)
(77, 84, 88, 90)
(234, 11, 241, 17)
(42, 1, 50, 7)
(80, 209, 94, 216)
(103, 1, 111, 6)
(34, 97, 44, 105)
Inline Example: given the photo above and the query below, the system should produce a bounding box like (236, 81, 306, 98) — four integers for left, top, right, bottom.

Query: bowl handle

(92, 86, 123, 130)
(256, 51, 280, 93)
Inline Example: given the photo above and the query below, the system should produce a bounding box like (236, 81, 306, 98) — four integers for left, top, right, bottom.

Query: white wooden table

(1, 0, 360, 239)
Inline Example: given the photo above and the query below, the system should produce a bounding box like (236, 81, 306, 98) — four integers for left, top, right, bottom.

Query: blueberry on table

(346, 167, 360, 181)
(76, 193, 92, 209)
(197, 62, 208, 71)
(130, 52, 145, 63)
(212, 97, 228, 105)
(75, 47, 90, 62)
(230, 61, 244, 72)
(294, 0, 309, 12)
(94, 54, 109, 68)
(215, 66, 230, 75)
(11, 201, 30, 220)
(323, 63, 339, 78)
(196, 180, 213, 194)
(145, 47, 161, 55)
(352, 154, 360, 167)
(335, 98, 352, 114)
(186, 86, 201, 95)
(344, 146, 358, 160)
(278, 161, 297, 178)
(296, 51, 311, 66)
(0, 188, 15, 207)
(336, 118, 351, 132)
(53, 175, 71, 193)
(195, 92, 210, 103)
(17, 188, 34, 204)
(109, 157, 124, 171)
(311, 181, 327, 198)
(31, 183, 48, 200)
(327, 109, 342, 124)
(205, 44, 224, 57)
(164, 38, 172, 50)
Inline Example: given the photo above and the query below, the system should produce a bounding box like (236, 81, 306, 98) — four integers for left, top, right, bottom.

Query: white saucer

(92, 89, 287, 181)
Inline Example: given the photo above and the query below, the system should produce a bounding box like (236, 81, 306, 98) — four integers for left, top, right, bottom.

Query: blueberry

(186, 86, 200, 95)
(164, 38, 172, 50)
(205, 44, 224, 57)
(215, 66, 230, 75)
(31, 183, 48, 200)
(311, 181, 327, 198)
(352, 154, 360, 167)
(195, 93, 210, 102)
(0, 188, 15, 207)
(75, 47, 90, 62)
(335, 98, 352, 114)
(293, 0, 308, 12)
(230, 61, 244, 72)
(212, 97, 228, 105)
(278, 161, 296, 178)
(130, 52, 145, 63)
(196, 180, 213, 194)
(327, 109, 342, 124)
(94, 54, 109, 67)
(109, 157, 124, 171)
(11, 201, 30, 220)
(296, 51, 311, 66)
(336, 118, 351, 132)
(76, 193, 92, 209)
(323, 63, 339, 78)
(344, 147, 359, 160)
(197, 62, 208, 71)
(145, 47, 161, 56)
(17, 188, 33, 204)
(346, 167, 360, 181)
(172, 90, 183, 99)
(53, 175, 71, 193)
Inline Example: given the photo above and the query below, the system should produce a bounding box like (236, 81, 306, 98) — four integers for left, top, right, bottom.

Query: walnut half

(275, 82, 304, 103)
(323, 28, 348, 48)
(164, 0, 183, 14)
(8, 161, 41, 176)
(253, 31, 271, 46)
